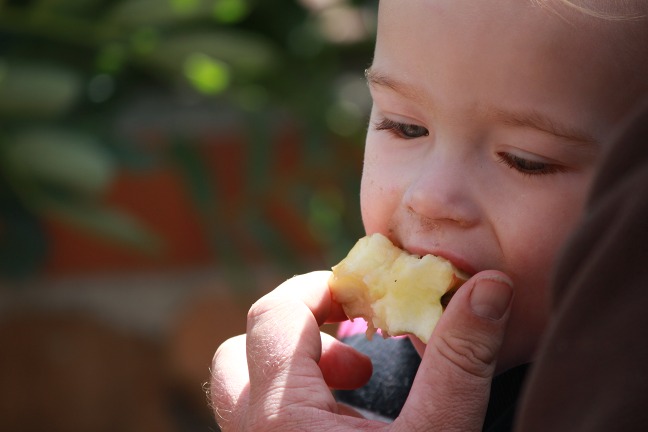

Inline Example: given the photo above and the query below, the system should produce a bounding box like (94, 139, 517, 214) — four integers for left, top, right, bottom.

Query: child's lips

(406, 245, 477, 277)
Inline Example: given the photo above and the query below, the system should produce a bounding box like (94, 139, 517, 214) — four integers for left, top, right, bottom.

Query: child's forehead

(373, 0, 647, 142)
(506, 0, 648, 61)
(535, 0, 647, 20)
(561, 3, 648, 95)
(377, 1, 642, 70)
(376, 0, 648, 100)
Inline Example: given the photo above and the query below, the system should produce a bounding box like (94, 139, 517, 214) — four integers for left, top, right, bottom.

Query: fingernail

(470, 276, 513, 320)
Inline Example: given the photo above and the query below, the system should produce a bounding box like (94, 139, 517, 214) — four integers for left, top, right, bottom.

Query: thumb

(394, 271, 514, 432)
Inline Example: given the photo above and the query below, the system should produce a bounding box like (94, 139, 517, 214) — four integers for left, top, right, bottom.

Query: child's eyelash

(497, 152, 567, 176)
(374, 118, 429, 139)
(373, 119, 566, 176)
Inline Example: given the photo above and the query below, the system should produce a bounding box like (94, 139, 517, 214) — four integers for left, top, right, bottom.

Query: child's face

(361, 0, 645, 371)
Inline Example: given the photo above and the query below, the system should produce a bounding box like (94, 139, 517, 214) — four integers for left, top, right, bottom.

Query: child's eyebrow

(365, 67, 600, 149)
(488, 107, 600, 148)
(365, 68, 425, 104)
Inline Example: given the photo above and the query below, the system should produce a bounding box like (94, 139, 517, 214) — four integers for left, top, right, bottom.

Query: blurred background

(0, 0, 375, 430)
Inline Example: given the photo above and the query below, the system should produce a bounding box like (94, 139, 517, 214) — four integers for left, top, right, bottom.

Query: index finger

(267, 270, 348, 325)
(244, 271, 346, 428)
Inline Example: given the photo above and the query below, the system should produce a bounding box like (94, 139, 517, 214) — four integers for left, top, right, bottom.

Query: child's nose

(402, 151, 480, 228)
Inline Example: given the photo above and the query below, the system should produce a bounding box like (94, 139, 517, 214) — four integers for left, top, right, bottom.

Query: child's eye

(374, 118, 429, 139)
(497, 152, 567, 176)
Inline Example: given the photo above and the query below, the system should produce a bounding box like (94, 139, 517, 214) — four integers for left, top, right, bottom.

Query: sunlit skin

(361, 0, 646, 373)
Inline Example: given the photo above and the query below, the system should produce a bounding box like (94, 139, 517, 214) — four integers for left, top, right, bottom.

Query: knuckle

(247, 292, 289, 325)
(209, 336, 248, 430)
(211, 335, 242, 370)
(247, 296, 274, 322)
(246, 301, 301, 380)
(208, 374, 238, 430)
(433, 330, 496, 378)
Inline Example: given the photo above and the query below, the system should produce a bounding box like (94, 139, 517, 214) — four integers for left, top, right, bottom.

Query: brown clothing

(515, 100, 648, 431)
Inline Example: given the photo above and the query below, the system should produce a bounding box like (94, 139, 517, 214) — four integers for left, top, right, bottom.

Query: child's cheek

(360, 162, 403, 234)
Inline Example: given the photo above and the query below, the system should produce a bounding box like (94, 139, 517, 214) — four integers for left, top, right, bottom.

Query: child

(210, 1, 648, 431)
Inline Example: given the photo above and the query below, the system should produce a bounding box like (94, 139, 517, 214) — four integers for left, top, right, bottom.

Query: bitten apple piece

(329, 233, 468, 343)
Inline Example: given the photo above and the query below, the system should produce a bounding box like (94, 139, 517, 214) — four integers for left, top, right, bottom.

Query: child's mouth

(440, 286, 459, 309)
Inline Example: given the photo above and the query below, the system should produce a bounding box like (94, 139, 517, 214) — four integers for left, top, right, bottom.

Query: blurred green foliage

(0, 0, 376, 280)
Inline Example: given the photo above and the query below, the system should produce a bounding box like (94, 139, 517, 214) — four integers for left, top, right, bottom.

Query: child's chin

(409, 334, 427, 357)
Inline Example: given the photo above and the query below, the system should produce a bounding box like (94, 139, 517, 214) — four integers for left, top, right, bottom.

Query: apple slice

(328, 233, 468, 343)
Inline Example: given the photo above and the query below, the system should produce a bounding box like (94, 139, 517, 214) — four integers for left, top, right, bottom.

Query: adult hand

(210, 270, 513, 432)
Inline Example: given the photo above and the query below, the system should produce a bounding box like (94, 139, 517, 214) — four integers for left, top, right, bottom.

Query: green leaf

(32, 0, 105, 14)
(40, 199, 163, 255)
(183, 52, 231, 94)
(141, 30, 278, 81)
(130, 27, 161, 56)
(170, 0, 202, 15)
(1, 129, 116, 198)
(0, 60, 82, 118)
(168, 141, 216, 214)
(213, 0, 251, 23)
(0, 190, 48, 280)
(107, 0, 217, 27)
(95, 43, 128, 74)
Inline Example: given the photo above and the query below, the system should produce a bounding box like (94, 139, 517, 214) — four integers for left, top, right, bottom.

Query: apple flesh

(329, 233, 468, 343)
